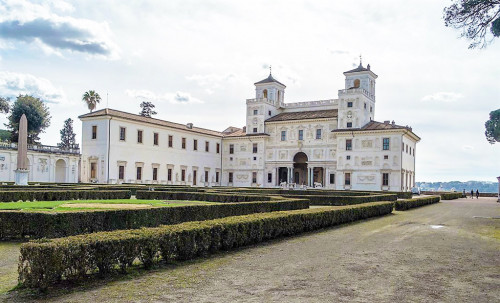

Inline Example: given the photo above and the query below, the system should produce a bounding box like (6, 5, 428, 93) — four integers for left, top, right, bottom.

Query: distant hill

(416, 181, 498, 193)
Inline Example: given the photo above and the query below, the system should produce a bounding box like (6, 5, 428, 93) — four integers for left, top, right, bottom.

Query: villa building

(79, 62, 420, 191)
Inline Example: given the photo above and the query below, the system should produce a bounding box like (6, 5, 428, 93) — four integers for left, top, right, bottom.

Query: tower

(338, 58, 378, 129)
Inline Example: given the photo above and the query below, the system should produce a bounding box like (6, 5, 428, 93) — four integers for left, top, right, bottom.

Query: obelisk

(15, 114, 29, 185)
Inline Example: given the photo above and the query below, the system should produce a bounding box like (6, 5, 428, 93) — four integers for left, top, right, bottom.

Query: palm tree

(82, 90, 101, 112)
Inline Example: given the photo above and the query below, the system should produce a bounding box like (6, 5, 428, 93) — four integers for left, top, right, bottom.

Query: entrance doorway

(278, 167, 288, 183)
(55, 159, 66, 183)
(293, 152, 308, 186)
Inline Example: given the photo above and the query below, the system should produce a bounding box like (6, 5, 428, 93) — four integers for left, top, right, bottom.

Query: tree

(6, 95, 51, 144)
(443, 0, 500, 49)
(485, 108, 500, 144)
(58, 118, 77, 149)
(139, 101, 157, 117)
(0, 97, 9, 114)
(82, 90, 101, 112)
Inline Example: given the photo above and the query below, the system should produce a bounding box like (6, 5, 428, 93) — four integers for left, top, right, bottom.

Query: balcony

(0, 142, 80, 155)
(338, 88, 375, 101)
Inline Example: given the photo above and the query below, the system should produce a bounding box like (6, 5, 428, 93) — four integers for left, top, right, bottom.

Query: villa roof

(266, 109, 338, 122)
(332, 120, 420, 140)
(344, 63, 378, 77)
(78, 108, 223, 137)
(254, 73, 286, 87)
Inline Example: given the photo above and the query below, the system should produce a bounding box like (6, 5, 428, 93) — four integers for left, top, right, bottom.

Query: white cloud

(461, 145, 474, 151)
(0, 71, 66, 104)
(125, 89, 204, 105)
(421, 92, 464, 103)
(186, 73, 237, 94)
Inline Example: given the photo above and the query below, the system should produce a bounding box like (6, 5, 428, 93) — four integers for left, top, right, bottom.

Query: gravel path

(2, 197, 499, 303)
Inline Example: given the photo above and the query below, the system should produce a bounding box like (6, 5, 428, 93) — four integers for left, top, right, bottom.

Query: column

(275, 167, 279, 186)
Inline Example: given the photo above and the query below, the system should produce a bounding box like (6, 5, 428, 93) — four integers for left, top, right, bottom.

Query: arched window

(263, 89, 268, 99)
(353, 79, 360, 88)
(277, 91, 281, 102)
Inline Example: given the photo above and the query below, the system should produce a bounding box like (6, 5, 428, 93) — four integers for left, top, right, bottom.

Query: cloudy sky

(0, 0, 498, 182)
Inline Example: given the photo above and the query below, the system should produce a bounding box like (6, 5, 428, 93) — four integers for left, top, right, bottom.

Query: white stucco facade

(80, 62, 420, 191)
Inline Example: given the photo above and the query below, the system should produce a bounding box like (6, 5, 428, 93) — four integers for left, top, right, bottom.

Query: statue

(15, 114, 29, 185)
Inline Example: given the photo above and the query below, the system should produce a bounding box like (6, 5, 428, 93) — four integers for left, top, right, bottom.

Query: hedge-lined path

(2, 197, 499, 302)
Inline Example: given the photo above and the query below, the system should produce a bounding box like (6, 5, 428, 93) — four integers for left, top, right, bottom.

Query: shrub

(281, 193, 397, 206)
(439, 192, 463, 200)
(136, 191, 272, 202)
(0, 199, 308, 240)
(18, 202, 393, 289)
(0, 190, 131, 202)
(394, 196, 440, 211)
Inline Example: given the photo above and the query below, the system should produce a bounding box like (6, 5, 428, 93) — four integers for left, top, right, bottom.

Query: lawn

(0, 199, 218, 211)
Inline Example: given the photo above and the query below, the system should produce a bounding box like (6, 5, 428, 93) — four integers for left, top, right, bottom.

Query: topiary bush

(394, 196, 440, 211)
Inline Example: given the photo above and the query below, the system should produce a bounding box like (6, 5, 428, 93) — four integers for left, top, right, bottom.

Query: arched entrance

(293, 152, 308, 185)
(55, 159, 66, 183)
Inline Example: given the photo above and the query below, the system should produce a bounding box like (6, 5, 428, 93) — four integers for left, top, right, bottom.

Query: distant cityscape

(416, 181, 499, 193)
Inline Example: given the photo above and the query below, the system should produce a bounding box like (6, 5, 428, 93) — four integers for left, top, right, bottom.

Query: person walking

(476, 189, 480, 199)
(471, 189, 474, 198)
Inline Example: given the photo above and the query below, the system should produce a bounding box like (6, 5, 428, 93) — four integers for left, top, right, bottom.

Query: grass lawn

(0, 199, 218, 211)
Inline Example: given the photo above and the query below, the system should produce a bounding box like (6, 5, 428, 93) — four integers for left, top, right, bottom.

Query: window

(205, 171, 209, 183)
(263, 89, 268, 98)
(193, 170, 197, 185)
(216, 143, 220, 153)
(406, 145, 408, 153)
(92, 126, 97, 139)
(370, 106, 373, 113)
(137, 130, 143, 143)
(382, 173, 389, 186)
(120, 127, 126, 141)
(347, 101, 353, 108)
(267, 173, 272, 183)
(316, 129, 322, 139)
(330, 173, 335, 184)
(253, 156, 257, 161)
(353, 79, 360, 88)
(384, 155, 388, 160)
(118, 165, 124, 180)
(167, 168, 172, 181)
(153, 167, 158, 181)
(383, 138, 390, 150)
(345, 173, 351, 185)
(153, 132, 159, 145)
(228, 172, 233, 183)
(346, 155, 351, 160)
(298, 129, 304, 141)
(252, 172, 257, 183)
(193, 139, 198, 151)
(90, 162, 97, 179)
(347, 122, 352, 128)
(346, 139, 352, 150)
(253, 109, 258, 115)
(229, 144, 234, 154)
(268, 111, 271, 116)
(364, 103, 367, 109)
(281, 131, 286, 141)
(402, 142, 405, 152)
(136, 167, 142, 180)
(253, 128, 257, 133)
(168, 135, 173, 147)
(253, 143, 258, 153)
(205, 141, 209, 152)
(409, 147, 412, 155)
(182, 138, 186, 149)
(216, 171, 219, 183)
(181, 169, 186, 182)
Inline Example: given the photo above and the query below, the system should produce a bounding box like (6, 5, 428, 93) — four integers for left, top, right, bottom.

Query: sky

(0, 0, 498, 182)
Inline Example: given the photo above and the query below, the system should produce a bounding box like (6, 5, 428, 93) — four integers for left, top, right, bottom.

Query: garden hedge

(0, 190, 131, 202)
(438, 192, 463, 200)
(136, 191, 273, 202)
(18, 201, 393, 289)
(0, 199, 308, 240)
(281, 193, 397, 206)
(394, 196, 440, 211)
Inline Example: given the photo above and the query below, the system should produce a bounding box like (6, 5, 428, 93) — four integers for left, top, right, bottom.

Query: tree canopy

(485, 108, 500, 144)
(82, 90, 101, 112)
(6, 95, 51, 144)
(58, 118, 77, 149)
(139, 101, 157, 117)
(0, 97, 9, 114)
(443, 0, 500, 48)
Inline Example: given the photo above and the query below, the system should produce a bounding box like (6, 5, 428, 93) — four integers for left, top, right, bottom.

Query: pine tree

(58, 118, 77, 149)
(139, 101, 157, 117)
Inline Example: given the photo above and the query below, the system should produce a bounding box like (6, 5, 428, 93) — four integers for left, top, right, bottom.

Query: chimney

(384, 120, 390, 125)
(242, 126, 247, 133)
(186, 123, 193, 129)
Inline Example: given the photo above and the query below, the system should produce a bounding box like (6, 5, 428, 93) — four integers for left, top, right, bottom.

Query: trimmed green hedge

(0, 199, 308, 240)
(0, 190, 131, 202)
(136, 191, 272, 202)
(281, 193, 397, 206)
(394, 196, 440, 211)
(438, 192, 463, 200)
(18, 202, 393, 289)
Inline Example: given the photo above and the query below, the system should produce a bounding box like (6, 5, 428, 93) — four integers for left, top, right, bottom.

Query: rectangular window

(181, 169, 186, 182)
(406, 145, 408, 153)
(205, 170, 209, 183)
(193, 170, 197, 185)
(168, 168, 172, 181)
(383, 138, 390, 150)
(384, 155, 388, 160)
(228, 172, 233, 183)
(229, 144, 234, 154)
(253, 127, 257, 133)
(153, 167, 158, 181)
(346, 139, 352, 150)
(92, 125, 97, 139)
(216, 171, 219, 183)
(253, 109, 258, 115)
(205, 141, 209, 152)
(409, 147, 412, 155)
(330, 173, 335, 184)
(347, 122, 352, 128)
(364, 103, 367, 109)
(345, 173, 351, 185)
(370, 106, 373, 113)
(216, 143, 220, 153)
(252, 172, 257, 183)
(347, 101, 353, 108)
(118, 165, 124, 180)
(346, 155, 351, 160)
(90, 162, 97, 179)
(153, 133, 159, 145)
(168, 135, 173, 147)
(268, 110, 271, 116)
(120, 127, 126, 141)
(281, 131, 286, 141)
(136, 167, 142, 180)
(182, 137, 186, 149)
(382, 173, 389, 186)
(267, 173, 272, 183)
(402, 142, 405, 151)
(298, 129, 304, 141)
(316, 129, 322, 139)
(253, 143, 258, 153)
(193, 139, 198, 151)
(137, 130, 143, 143)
